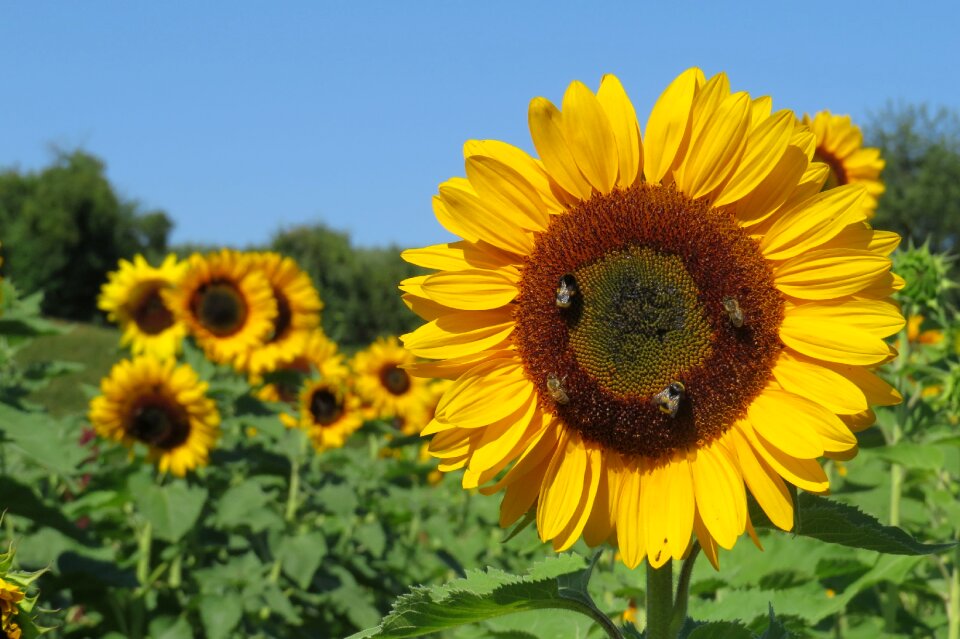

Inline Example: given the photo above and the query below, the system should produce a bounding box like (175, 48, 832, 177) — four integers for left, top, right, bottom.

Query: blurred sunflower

(98, 254, 188, 359)
(352, 336, 433, 424)
(802, 111, 885, 217)
(0, 543, 45, 639)
(257, 330, 340, 405)
(402, 69, 904, 569)
(293, 374, 364, 453)
(164, 249, 277, 368)
(239, 252, 323, 375)
(0, 577, 25, 639)
(89, 356, 221, 476)
(906, 314, 943, 346)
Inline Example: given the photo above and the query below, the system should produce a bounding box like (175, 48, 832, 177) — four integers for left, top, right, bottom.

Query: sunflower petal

(774, 249, 891, 300)
(561, 80, 619, 194)
(420, 269, 518, 310)
(597, 74, 643, 187)
(529, 97, 593, 200)
(643, 67, 703, 184)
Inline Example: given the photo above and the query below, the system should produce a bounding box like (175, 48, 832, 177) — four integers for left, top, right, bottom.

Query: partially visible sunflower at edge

(802, 111, 885, 218)
(89, 356, 221, 476)
(0, 543, 45, 639)
(98, 254, 188, 359)
(352, 336, 434, 430)
(163, 249, 277, 369)
(237, 252, 323, 375)
(401, 68, 904, 569)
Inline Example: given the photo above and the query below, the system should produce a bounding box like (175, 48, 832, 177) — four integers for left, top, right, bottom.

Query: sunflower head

(89, 356, 221, 476)
(351, 336, 433, 424)
(164, 249, 278, 369)
(98, 254, 188, 359)
(802, 110, 885, 218)
(402, 69, 904, 569)
(238, 252, 323, 375)
(292, 372, 364, 453)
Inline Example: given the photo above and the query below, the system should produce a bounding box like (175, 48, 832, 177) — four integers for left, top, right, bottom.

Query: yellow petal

(772, 350, 869, 415)
(739, 421, 829, 493)
(537, 429, 587, 540)
(820, 362, 902, 407)
(528, 97, 592, 200)
(714, 110, 797, 207)
(748, 389, 825, 458)
(467, 395, 539, 477)
(401, 310, 514, 359)
(615, 463, 646, 569)
(693, 508, 720, 570)
(561, 80, 618, 194)
(731, 145, 808, 227)
(402, 240, 520, 272)
(439, 184, 535, 255)
(500, 458, 547, 527)
(435, 359, 533, 428)
(729, 427, 794, 531)
(691, 441, 745, 549)
(774, 249, 892, 300)
(761, 185, 867, 260)
(463, 139, 567, 214)
(643, 67, 703, 184)
(780, 301, 903, 365)
(597, 74, 642, 188)
(404, 349, 513, 381)
(465, 155, 550, 231)
(674, 92, 751, 199)
(420, 269, 518, 310)
(552, 438, 602, 551)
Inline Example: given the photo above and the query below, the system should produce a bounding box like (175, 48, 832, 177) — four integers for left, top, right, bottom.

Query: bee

(652, 381, 685, 418)
(722, 296, 744, 328)
(555, 274, 578, 309)
(546, 373, 570, 405)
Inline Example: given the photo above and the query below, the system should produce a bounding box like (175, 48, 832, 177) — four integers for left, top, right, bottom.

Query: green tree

(867, 104, 960, 251)
(270, 223, 424, 348)
(0, 150, 172, 320)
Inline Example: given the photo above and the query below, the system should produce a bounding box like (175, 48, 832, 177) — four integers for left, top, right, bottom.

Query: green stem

(949, 550, 959, 639)
(668, 544, 699, 638)
(285, 431, 307, 523)
(136, 521, 152, 587)
(646, 560, 675, 639)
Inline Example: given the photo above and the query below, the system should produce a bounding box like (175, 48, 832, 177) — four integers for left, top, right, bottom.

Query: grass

(14, 322, 122, 416)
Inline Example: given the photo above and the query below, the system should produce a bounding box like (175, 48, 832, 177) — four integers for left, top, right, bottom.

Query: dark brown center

(514, 184, 784, 460)
(192, 281, 248, 336)
(128, 400, 190, 450)
(269, 289, 292, 343)
(309, 387, 344, 426)
(813, 149, 847, 190)
(380, 364, 411, 396)
(133, 286, 175, 335)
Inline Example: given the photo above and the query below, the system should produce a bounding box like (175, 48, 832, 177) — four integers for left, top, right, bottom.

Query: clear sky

(2, 2, 958, 250)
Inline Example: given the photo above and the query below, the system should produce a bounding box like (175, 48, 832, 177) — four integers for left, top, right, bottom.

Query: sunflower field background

(0, 76, 960, 639)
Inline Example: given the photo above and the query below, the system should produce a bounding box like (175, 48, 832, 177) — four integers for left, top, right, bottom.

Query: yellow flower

(294, 375, 364, 453)
(98, 254, 188, 359)
(89, 356, 221, 476)
(402, 70, 904, 569)
(802, 111, 885, 218)
(906, 315, 943, 345)
(0, 577, 24, 639)
(352, 336, 433, 426)
(164, 249, 277, 368)
(238, 252, 323, 375)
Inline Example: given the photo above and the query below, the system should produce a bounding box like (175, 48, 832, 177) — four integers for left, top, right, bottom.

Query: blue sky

(2, 2, 958, 250)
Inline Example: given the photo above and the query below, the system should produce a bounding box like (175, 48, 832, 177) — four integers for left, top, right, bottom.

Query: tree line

(1, 103, 958, 341)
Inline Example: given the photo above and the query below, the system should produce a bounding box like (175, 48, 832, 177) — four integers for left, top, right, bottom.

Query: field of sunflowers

(1, 68, 959, 639)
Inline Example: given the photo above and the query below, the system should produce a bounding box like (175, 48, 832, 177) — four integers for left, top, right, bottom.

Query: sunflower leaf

(683, 621, 754, 639)
(750, 492, 955, 555)
(345, 554, 625, 639)
(129, 474, 208, 543)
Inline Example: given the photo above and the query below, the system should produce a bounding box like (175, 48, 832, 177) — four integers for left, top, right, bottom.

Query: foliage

(271, 223, 425, 348)
(867, 104, 960, 252)
(0, 150, 173, 321)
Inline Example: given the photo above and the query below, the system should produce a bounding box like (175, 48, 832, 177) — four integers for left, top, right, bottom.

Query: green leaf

(148, 614, 194, 639)
(129, 475, 208, 543)
(213, 481, 282, 533)
(356, 521, 387, 557)
(684, 622, 753, 639)
(346, 554, 622, 639)
(0, 403, 88, 474)
(276, 531, 327, 589)
(758, 605, 789, 639)
(751, 492, 955, 555)
(198, 594, 243, 639)
(864, 443, 945, 471)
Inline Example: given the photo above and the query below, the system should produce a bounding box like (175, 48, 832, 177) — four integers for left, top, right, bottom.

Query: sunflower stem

(668, 543, 699, 637)
(948, 546, 960, 639)
(646, 559, 674, 639)
(284, 430, 307, 523)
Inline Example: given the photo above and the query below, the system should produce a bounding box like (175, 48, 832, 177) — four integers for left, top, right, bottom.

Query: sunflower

(98, 254, 188, 359)
(0, 577, 25, 639)
(802, 111, 885, 217)
(352, 336, 434, 425)
(89, 356, 221, 476)
(401, 69, 905, 569)
(269, 331, 350, 426)
(239, 252, 323, 375)
(291, 373, 364, 453)
(164, 249, 277, 368)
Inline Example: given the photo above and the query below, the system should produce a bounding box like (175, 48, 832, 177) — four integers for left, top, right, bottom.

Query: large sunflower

(164, 249, 277, 368)
(239, 252, 323, 375)
(352, 336, 434, 425)
(401, 69, 904, 569)
(802, 111, 885, 218)
(98, 254, 188, 359)
(89, 356, 221, 476)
